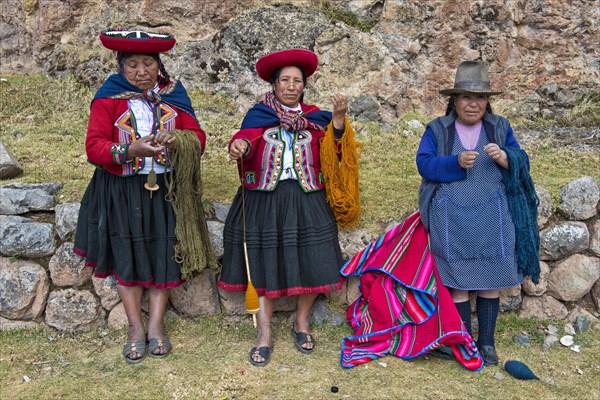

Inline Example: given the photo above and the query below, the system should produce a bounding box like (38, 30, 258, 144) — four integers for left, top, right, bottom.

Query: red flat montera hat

(100, 29, 176, 53)
(256, 49, 318, 82)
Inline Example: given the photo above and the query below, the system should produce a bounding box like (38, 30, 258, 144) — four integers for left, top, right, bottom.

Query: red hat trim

(255, 49, 318, 82)
(100, 30, 176, 53)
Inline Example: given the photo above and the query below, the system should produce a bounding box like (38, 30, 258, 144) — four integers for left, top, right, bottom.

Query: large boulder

(54, 202, 80, 240)
(522, 261, 550, 297)
(557, 176, 600, 220)
(170, 270, 220, 317)
(0, 257, 49, 320)
(0, 215, 56, 258)
(45, 289, 105, 332)
(206, 220, 224, 259)
(499, 285, 522, 312)
(590, 219, 600, 258)
(48, 243, 91, 287)
(547, 254, 600, 302)
(0, 141, 23, 179)
(539, 221, 589, 261)
(520, 294, 568, 320)
(535, 184, 553, 229)
(92, 275, 121, 311)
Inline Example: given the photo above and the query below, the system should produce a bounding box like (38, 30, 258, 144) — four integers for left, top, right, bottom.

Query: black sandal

(249, 345, 273, 367)
(291, 325, 315, 354)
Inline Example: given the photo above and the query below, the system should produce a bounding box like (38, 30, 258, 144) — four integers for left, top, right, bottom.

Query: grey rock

(54, 202, 80, 240)
(566, 306, 599, 332)
(207, 220, 224, 259)
(564, 323, 576, 336)
(575, 316, 590, 333)
(170, 270, 219, 317)
(92, 275, 120, 311)
(592, 279, 600, 312)
(339, 228, 373, 261)
(44, 289, 105, 332)
(107, 302, 128, 329)
(0, 141, 23, 179)
(0, 215, 56, 258)
(48, 242, 91, 287)
(500, 286, 522, 311)
(535, 184, 553, 229)
(310, 301, 345, 327)
(542, 334, 559, 351)
(522, 261, 550, 297)
(558, 176, 599, 220)
(0, 257, 49, 320)
(212, 202, 230, 223)
(513, 333, 531, 347)
(350, 95, 381, 122)
(0, 187, 55, 214)
(547, 325, 559, 335)
(590, 220, 600, 257)
(406, 119, 424, 130)
(547, 254, 600, 302)
(539, 221, 589, 261)
(520, 294, 568, 320)
(2, 182, 63, 195)
(0, 316, 40, 331)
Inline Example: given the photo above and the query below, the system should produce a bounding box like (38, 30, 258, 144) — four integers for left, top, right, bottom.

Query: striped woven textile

(340, 212, 483, 371)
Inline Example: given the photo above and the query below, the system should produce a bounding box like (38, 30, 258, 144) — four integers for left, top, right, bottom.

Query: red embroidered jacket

(86, 93, 205, 176)
(231, 103, 329, 192)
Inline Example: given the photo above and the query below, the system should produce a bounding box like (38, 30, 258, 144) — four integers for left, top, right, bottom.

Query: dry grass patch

(1, 313, 599, 399)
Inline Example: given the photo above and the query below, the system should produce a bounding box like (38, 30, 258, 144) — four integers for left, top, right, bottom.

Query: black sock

(476, 296, 499, 347)
(455, 300, 472, 336)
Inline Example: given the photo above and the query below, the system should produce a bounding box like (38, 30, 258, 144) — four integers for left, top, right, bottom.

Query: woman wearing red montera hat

(218, 49, 361, 367)
(74, 30, 213, 364)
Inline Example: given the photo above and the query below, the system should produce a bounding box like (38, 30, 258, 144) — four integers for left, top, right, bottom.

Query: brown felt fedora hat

(439, 60, 502, 96)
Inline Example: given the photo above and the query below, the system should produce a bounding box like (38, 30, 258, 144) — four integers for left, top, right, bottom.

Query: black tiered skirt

(74, 168, 183, 288)
(218, 180, 344, 298)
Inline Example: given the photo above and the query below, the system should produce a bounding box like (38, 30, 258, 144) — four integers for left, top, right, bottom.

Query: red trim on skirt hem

(217, 281, 342, 299)
(75, 246, 184, 288)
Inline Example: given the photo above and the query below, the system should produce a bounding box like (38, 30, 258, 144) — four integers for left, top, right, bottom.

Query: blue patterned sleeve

(416, 127, 466, 183)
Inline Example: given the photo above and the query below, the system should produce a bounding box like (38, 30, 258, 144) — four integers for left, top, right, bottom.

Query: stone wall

(1, 177, 599, 332)
(1, 1, 599, 121)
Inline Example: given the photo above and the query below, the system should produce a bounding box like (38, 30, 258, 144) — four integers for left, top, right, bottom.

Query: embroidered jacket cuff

(110, 143, 130, 164)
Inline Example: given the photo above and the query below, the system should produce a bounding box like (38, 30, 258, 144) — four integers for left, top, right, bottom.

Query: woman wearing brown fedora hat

(74, 29, 213, 364)
(416, 60, 539, 366)
(218, 49, 361, 367)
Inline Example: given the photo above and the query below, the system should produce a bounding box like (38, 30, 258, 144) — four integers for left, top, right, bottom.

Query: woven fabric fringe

(165, 130, 216, 279)
(500, 147, 540, 284)
(320, 116, 363, 228)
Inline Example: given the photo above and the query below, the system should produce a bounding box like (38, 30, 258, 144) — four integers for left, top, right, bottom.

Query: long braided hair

(117, 52, 171, 84)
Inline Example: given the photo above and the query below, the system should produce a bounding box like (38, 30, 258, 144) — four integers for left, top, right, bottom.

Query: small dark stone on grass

(331, 386, 339, 393)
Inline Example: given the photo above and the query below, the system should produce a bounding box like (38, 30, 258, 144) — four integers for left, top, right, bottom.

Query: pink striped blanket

(340, 212, 483, 371)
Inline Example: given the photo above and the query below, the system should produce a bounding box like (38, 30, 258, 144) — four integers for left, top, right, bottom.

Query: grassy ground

(1, 312, 599, 399)
(1, 74, 599, 399)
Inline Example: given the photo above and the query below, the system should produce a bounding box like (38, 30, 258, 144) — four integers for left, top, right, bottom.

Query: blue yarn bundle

(503, 360, 540, 380)
(500, 147, 541, 284)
